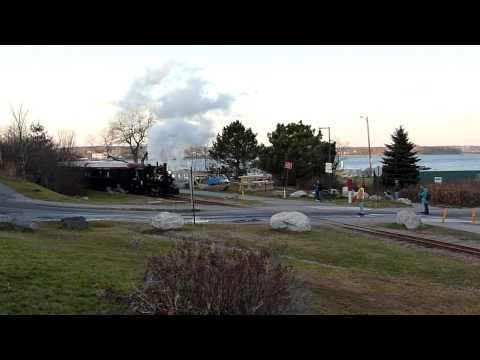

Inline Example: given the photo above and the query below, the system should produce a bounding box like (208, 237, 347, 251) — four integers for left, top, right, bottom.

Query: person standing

(419, 186, 430, 215)
(314, 180, 322, 202)
(394, 180, 400, 200)
(357, 185, 365, 216)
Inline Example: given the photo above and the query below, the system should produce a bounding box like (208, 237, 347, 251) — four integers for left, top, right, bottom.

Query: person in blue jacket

(419, 186, 430, 215)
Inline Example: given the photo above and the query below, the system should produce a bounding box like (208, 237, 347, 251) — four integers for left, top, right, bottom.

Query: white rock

(289, 190, 308, 198)
(397, 198, 412, 206)
(396, 209, 421, 230)
(270, 212, 311, 232)
(151, 212, 185, 231)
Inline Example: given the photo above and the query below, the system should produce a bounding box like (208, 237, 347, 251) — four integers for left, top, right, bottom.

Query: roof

(59, 160, 140, 169)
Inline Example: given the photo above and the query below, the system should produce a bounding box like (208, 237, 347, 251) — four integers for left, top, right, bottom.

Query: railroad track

(319, 218, 480, 258)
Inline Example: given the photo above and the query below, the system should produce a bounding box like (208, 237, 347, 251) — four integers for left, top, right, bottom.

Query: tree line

(0, 105, 79, 192)
(209, 120, 336, 187)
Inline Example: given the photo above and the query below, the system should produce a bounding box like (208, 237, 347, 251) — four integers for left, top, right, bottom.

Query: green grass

(0, 221, 173, 314)
(1, 222, 480, 314)
(0, 175, 259, 207)
(382, 223, 480, 242)
(0, 175, 82, 203)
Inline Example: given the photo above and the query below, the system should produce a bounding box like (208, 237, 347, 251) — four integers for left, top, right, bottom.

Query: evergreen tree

(209, 120, 259, 178)
(257, 121, 335, 186)
(381, 126, 420, 188)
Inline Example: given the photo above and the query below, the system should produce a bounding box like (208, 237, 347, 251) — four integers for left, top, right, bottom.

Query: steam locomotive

(69, 160, 180, 196)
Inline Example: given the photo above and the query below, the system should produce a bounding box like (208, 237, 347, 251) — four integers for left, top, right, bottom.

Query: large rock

(61, 216, 89, 230)
(151, 212, 185, 231)
(289, 190, 308, 198)
(396, 209, 421, 230)
(397, 198, 412, 206)
(270, 212, 311, 232)
(13, 218, 39, 231)
(0, 215, 38, 231)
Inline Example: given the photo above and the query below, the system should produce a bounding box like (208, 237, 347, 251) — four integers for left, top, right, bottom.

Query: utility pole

(190, 166, 196, 225)
(361, 115, 373, 177)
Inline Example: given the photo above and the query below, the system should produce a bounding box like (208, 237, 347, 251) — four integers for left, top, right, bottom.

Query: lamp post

(360, 115, 373, 177)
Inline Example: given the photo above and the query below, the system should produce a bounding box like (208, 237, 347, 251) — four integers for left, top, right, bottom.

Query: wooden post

(442, 208, 448, 223)
(472, 208, 477, 224)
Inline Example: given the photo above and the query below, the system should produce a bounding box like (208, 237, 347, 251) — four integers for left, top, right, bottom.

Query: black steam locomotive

(76, 160, 179, 196)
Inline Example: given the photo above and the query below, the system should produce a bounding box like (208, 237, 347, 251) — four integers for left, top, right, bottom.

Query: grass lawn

(0, 175, 253, 207)
(381, 223, 480, 242)
(0, 175, 82, 203)
(1, 221, 480, 314)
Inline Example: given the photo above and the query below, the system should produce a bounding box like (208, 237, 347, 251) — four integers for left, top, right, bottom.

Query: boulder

(0, 215, 15, 230)
(396, 209, 421, 230)
(13, 218, 39, 231)
(151, 212, 185, 231)
(61, 216, 89, 230)
(270, 212, 311, 232)
(397, 198, 412, 206)
(82, 196, 89, 201)
(289, 190, 308, 198)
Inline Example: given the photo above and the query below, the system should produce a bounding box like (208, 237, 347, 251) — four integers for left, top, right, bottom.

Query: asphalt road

(0, 184, 476, 226)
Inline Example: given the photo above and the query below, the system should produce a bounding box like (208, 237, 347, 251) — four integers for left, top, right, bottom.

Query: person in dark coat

(314, 180, 322, 201)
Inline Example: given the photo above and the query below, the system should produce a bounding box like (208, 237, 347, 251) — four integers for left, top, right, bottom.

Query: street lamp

(360, 115, 373, 177)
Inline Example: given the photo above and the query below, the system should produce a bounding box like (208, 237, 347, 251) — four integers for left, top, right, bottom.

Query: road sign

(325, 162, 333, 174)
(434, 176, 443, 184)
(284, 161, 293, 169)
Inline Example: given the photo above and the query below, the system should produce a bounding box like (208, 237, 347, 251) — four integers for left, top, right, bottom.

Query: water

(339, 153, 480, 171)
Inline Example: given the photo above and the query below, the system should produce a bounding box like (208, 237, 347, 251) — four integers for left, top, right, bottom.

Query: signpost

(283, 161, 293, 199)
(373, 166, 382, 208)
(434, 177, 443, 184)
(325, 162, 333, 174)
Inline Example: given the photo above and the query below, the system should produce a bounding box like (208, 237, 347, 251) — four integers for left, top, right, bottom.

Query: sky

(0, 45, 479, 148)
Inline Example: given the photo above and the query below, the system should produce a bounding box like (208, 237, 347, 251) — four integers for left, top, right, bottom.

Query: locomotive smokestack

(164, 163, 167, 171)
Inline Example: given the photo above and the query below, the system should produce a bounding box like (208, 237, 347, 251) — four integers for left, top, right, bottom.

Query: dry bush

(126, 239, 298, 315)
(399, 182, 480, 207)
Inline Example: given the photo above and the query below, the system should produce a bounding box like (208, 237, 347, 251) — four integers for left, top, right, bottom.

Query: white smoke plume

(117, 63, 234, 169)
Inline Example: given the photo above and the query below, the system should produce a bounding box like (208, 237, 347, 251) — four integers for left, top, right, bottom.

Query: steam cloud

(117, 63, 234, 168)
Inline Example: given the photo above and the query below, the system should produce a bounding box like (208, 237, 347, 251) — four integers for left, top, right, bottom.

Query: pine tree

(381, 126, 420, 188)
(209, 120, 258, 178)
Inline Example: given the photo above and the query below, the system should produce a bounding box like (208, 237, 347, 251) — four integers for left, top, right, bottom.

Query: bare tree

(110, 108, 155, 163)
(100, 127, 116, 158)
(57, 129, 77, 162)
(85, 133, 98, 147)
(6, 104, 31, 178)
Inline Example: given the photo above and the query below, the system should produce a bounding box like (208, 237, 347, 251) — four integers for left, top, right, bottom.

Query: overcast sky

(0, 45, 479, 147)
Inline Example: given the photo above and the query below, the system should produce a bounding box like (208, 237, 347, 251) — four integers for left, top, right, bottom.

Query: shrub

(126, 239, 298, 315)
(399, 182, 480, 207)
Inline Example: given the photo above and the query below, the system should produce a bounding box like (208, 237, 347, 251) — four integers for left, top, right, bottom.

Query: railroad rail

(319, 218, 480, 258)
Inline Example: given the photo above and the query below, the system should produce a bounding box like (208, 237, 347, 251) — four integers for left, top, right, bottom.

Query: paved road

(0, 184, 477, 231)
